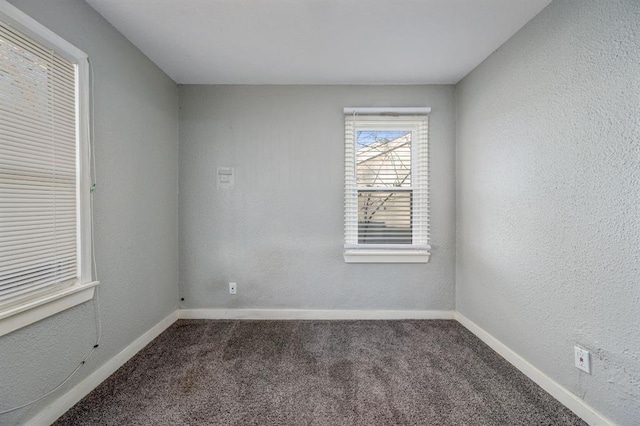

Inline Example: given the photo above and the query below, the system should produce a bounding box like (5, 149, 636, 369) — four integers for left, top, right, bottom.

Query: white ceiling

(85, 0, 551, 85)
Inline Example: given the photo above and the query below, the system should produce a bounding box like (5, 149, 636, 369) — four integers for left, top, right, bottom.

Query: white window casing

(0, 1, 98, 337)
(344, 108, 431, 263)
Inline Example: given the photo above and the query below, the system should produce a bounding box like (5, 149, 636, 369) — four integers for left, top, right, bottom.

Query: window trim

(343, 108, 431, 264)
(0, 1, 98, 337)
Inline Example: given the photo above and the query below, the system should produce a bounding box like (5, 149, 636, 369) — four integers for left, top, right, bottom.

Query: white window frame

(344, 107, 431, 263)
(0, 1, 98, 337)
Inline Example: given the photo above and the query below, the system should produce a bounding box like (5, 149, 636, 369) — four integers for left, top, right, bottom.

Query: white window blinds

(344, 110, 430, 261)
(0, 21, 79, 305)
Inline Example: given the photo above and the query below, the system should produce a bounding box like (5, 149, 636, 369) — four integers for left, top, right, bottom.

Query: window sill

(344, 249, 430, 264)
(0, 281, 99, 337)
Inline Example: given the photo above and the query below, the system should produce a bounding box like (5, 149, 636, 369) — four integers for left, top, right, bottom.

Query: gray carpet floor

(54, 320, 585, 425)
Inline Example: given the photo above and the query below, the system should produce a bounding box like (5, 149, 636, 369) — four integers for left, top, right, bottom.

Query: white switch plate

(229, 282, 237, 295)
(574, 346, 591, 374)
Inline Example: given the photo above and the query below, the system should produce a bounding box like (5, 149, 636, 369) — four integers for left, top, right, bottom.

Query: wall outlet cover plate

(574, 346, 591, 374)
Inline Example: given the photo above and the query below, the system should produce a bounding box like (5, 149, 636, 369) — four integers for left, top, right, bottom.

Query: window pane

(358, 190, 412, 244)
(356, 130, 411, 187)
(0, 22, 78, 305)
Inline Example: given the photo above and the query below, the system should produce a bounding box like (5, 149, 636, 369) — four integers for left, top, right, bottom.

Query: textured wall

(456, 0, 640, 424)
(0, 1, 179, 425)
(179, 85, 456, 311)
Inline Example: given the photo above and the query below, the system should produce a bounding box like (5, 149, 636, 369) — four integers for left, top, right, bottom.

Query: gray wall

(4, 0, 637, 424)
(179, 85, 455, 311)
(456, 0, 640, 424)
(0, 1, 179, 424)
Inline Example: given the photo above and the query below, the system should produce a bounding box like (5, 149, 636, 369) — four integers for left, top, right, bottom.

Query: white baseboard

(26, 311, 179, 426)
(455, 313, 613, 426)
(178, 308, 455, 320)
(22, 309, 613, 426)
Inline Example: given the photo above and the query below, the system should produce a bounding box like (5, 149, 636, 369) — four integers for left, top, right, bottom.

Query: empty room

(0, 0, 638, 424)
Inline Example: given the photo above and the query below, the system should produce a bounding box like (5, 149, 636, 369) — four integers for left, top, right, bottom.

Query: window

(344, 108, 430, 263)
(0, 2, 97, 336)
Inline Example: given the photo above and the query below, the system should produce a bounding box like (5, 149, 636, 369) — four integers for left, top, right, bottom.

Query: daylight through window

(0, 8, 96, 336)
(344, 110, 430, 263)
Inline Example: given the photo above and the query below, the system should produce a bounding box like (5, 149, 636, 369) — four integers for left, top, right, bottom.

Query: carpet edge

(25, 310, 608, 426)
(454, 312, 613, 426)
(25, 311, 179, 426)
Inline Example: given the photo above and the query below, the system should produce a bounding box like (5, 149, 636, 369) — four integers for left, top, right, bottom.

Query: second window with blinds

(344, 110, 430, 263)
(0, 6, 97, 337)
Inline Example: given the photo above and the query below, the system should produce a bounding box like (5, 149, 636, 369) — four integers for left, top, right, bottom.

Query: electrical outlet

(574, 346, 591, 374)
(229, 282, 237, 295)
